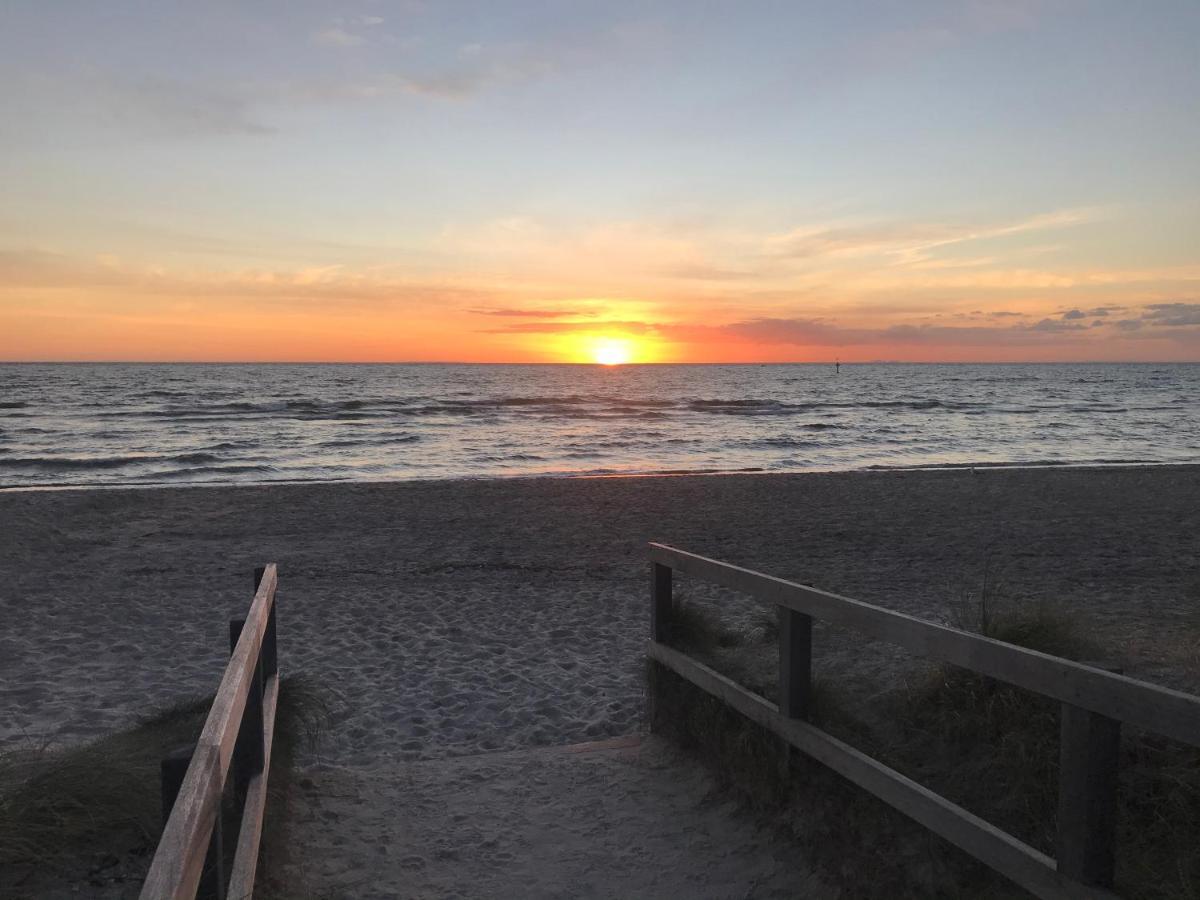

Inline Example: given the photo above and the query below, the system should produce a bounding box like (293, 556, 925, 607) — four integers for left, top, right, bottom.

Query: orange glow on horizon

(1, 255, 1196, 363)
(590, 337, 634, 365)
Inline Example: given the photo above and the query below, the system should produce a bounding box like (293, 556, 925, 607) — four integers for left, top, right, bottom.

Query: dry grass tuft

(661, 595, 747, 651)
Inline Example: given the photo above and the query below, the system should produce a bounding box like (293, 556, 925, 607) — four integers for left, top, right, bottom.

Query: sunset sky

(2, 1, 1198, 363)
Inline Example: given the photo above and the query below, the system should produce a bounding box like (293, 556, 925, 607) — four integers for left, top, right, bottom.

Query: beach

(3, 466, 1198, 895)
(4, 466, 1198, 754)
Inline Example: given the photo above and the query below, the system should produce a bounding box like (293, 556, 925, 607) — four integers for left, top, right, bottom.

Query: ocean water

(0, 363, 1197, 488)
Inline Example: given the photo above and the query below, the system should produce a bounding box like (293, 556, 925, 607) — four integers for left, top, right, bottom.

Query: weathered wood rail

(141, 564, 280, 900)
(646, 543, 1200, 900)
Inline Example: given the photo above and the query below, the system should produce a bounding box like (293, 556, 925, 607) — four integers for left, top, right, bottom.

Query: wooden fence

(645, 543, 1200, 900)
(140, 564, 280, 900)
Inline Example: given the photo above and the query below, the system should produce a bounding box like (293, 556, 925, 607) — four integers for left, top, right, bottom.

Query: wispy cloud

(471, 307, 593, 318)
(311, 14, 386, 48)
(1142, 302, 1200, 327)
(481, 320, 654, 335)
(301, 42, 557, 100)
(1027, 317, 1087, 332)
(477, 302, 1200, 350)
(422, 206, 1138, 304)
(664, 311, 1182, 350)
(295, 14, 664, 103)
(0, 249, 491, 310)
(764, 208, 1100, 266)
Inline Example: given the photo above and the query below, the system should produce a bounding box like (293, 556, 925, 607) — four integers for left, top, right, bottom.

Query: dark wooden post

(1056, 665, 1122, 888)
(777, 606, 813, 779)
(160, 744, 193, 824)
(650, 561, 673, 642)
(229, 616, 265, 796)
(778, 606, 813, 720)
(161, 744, 225, 900)
(255, 566, 278, 678)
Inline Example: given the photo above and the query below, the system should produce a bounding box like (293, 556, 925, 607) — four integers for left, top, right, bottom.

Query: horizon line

(2, 359, 1198, 366)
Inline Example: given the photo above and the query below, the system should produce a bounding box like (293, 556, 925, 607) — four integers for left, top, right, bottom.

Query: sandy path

(278, 736, 833, 900)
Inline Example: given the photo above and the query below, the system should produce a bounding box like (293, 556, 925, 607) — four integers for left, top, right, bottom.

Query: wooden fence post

(160, 744, 225, 900)
(254, 566, 278, 679)
(228, 616, 265, 796)
(650, 562, 673, 642)
(160, 745, 192, 826)
(778, 607, 813, 720)
(777, 606, 812, 778)
(1056, 665, 1122, 888)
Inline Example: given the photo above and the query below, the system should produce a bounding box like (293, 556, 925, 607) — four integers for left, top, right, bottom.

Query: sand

(281, 736, 835, 900)
(2, 467, 1198, 896)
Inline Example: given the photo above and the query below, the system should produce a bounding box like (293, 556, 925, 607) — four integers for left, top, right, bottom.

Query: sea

(0, 363, 1197, 489)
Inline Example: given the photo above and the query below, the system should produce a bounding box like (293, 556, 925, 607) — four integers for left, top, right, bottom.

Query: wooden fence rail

(646, 543, 1200, 900)
(141, 564, 280, 900)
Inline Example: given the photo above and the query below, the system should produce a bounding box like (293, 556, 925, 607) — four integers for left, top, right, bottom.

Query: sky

(1, 0, 1198, 363)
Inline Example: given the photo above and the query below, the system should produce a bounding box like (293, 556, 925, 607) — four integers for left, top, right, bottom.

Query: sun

(591, 337, 633, 366)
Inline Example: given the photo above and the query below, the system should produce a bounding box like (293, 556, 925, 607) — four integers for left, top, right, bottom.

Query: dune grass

(0, 695, 211, 885)
(0, 675, 328, 898)
(658, 594, 749, 651)
(646, 592, 1200, 899)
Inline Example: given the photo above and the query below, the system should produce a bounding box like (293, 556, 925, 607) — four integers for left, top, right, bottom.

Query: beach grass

(646, 592, 1200, 899)
(658, 592, 749, 652)
(0, 675, 329, 898)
